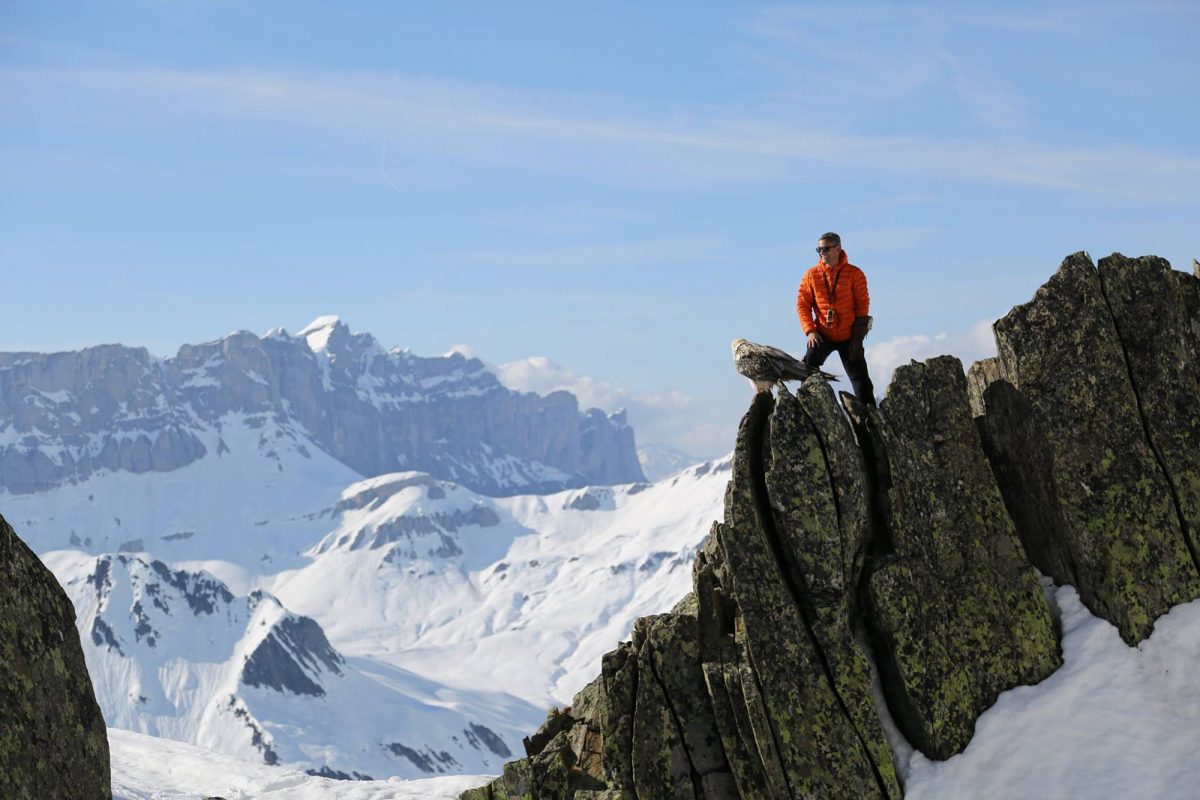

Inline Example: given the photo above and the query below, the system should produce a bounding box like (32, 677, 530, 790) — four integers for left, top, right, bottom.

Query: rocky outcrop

(973, 253, 1200, 644)
(463, 252, 1198, 799)
(848, 357, 1060, 759)
(0, 514, 111, 799)
(0, 317, 645, 496)
(463, 378, 1058, 798)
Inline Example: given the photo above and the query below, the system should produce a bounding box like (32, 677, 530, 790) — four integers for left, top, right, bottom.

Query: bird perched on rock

(731, 338, 839, 393)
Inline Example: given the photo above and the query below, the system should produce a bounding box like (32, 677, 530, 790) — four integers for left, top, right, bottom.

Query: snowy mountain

(0, 317, 644, 498)
(12, 402, 729, 779)
(44, 549, 530, 781)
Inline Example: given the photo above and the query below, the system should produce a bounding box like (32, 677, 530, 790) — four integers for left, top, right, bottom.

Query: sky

(3, 1, 1198, 459)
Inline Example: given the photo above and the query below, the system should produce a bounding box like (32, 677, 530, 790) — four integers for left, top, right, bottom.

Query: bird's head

(730, 338, 749, 356)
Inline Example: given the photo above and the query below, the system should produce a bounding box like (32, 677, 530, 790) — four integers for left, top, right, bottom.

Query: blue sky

(3, 2, 1198, 458)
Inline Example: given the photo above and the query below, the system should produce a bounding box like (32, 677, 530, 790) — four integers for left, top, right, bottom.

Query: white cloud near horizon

(6, 66, 1200, 201)
(494, 355, 728, 458)
(867, 319, 998, 396)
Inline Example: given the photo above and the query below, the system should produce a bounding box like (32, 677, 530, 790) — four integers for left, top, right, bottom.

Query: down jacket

(796, 250, 870, 343)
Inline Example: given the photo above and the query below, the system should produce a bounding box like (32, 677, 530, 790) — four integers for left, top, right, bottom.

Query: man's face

(817, 239, 841, 266)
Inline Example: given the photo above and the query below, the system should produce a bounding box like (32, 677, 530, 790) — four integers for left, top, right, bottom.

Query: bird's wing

(750, 342, 805, 366)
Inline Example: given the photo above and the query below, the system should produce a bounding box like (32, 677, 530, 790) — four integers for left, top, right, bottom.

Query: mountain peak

(296, 315, 346, 353)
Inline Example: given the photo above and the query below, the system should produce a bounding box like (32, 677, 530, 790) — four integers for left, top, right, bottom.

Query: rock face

(0, 514, 111, 799)
(973, 253, 1200, 645)
(849, 357, 1060, 759)
(0, 317, 644, 496)
(463, 252, 1198, 799)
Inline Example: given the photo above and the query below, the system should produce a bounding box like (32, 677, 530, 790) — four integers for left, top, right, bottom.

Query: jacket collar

(815, 249, 849, 273)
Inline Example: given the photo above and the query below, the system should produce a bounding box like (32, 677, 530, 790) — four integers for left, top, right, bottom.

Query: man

(796, 231, 876, 405)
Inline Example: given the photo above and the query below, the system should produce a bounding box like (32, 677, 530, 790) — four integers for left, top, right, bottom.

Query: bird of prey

(731, 338, 839, 393)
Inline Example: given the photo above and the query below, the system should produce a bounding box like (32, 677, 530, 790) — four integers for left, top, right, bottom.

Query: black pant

(803, 338, 876, 406)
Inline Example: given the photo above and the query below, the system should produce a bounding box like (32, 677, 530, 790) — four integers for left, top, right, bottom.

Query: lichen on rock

(847, 356, 1060, 760)
(0, 513, 111, 799)
(977, 252, 1200, 645)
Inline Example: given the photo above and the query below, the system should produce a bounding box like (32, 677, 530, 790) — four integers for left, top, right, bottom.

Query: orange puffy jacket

(796, 250, 870, 343)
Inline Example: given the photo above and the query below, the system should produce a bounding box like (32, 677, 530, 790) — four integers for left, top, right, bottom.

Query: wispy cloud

(942, 54, 1030, 131)
(450, 237, 723, 268)
(849, 226, 940, 252)
(6, 65, 1200, 200)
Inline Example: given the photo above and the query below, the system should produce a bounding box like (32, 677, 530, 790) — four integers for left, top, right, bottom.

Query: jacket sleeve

(853, 267, 870, 318)
(797, 275, 816, 335)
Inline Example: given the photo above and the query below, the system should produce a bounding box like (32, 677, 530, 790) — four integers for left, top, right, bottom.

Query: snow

(298, 316, 342, 353)
(109, 728, 485, 800)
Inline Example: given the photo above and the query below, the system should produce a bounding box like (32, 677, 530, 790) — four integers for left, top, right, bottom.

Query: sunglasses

(815, 245, 838, 254)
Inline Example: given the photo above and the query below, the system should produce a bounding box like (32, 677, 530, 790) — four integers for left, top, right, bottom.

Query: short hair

(818, 231, 841, 246)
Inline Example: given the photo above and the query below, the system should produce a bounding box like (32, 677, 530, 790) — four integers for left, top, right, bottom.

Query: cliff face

(0, 514, 111, 799)
(463, 252, 1199, 799)
(0, 317, 644, 497)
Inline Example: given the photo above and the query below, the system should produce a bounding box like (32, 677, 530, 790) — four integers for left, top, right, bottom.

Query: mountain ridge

(0, 317, 644, 497)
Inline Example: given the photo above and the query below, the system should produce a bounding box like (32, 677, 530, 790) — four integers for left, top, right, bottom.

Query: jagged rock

(463, 675, 615, 799)
(846, 356, 1060, 760)
(978, 252, 1200, 644)
(964, 357, 1005, 419)
(694, 392, 893, 798)
(762, 382, 901, 795)
(631, 614, 736, 798)
(1096, 254, 1200, 576)
(0, 514, 111, 799)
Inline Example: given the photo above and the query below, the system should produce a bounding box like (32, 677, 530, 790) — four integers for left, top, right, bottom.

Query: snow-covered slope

(8, 410, 357, 571)
(19, 438, 730, 778)
(270, 457, 730, 707)
(44, 549, 533, 781)
(109, 728, 487, 800)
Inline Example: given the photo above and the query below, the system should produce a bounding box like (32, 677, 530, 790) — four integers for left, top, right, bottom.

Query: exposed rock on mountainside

(973, 253, 1200, 645)
(0, 317, 644, 496)
(464, 253, 1198, 799)
(0, 514, 110, 799)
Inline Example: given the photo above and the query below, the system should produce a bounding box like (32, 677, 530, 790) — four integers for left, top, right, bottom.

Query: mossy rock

(0, 514, 111, 799)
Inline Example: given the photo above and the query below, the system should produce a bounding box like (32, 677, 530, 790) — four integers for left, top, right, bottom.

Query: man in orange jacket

(796, 231, 876, 406)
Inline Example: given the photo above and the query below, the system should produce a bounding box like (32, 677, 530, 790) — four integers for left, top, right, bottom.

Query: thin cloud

(942, 54, 1030, 131)
(7, 66, 1200, 199)
(451, 237, 723, 269)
